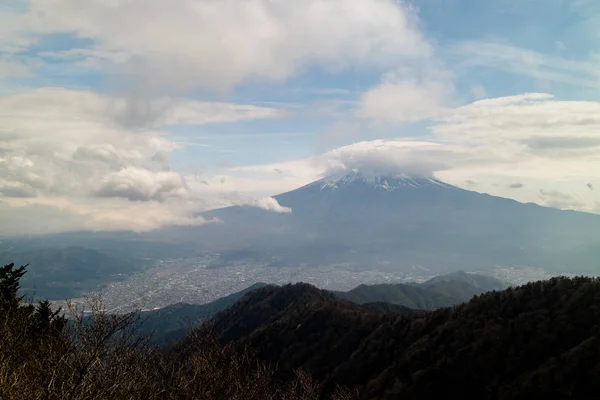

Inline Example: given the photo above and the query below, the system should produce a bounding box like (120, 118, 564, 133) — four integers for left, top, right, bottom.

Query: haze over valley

(3, 170, 596, 310)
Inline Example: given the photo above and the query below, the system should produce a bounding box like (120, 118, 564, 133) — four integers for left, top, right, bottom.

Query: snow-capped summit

(317, 169, 455, 191)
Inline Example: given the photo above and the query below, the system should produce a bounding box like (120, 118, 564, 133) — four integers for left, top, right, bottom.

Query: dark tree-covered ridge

(139, 271, 508, 344)
(210, 276, 600, 399)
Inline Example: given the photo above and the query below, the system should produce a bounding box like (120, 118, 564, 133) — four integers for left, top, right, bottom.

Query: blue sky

(0, 0, 599, 234)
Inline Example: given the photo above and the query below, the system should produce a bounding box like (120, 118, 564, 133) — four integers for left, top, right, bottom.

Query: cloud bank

(0, 87, 285, 233)
(358, 66, 455, 124)
(4, 0, 430, 91)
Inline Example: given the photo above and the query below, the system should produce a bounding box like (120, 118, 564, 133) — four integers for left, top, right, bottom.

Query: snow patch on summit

(319, 170, 454, 191)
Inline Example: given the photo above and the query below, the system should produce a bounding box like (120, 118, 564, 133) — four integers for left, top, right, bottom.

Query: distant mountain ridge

(336, 270, 510, 310)
(422, 269, 508, 288)
(420, 269, 510, 293)
(335, 283, 458, 310)
(142, 271, 508, 343)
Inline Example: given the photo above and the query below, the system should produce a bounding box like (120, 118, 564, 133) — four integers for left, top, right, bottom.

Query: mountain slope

(197, 171, 600, 274)
(138, 282, 268, 344)
(421, 270, 510, 291)
(145, 271, 506, 344)
(334, 283, 459, 310)
(7, 171, 599, 278)
(209, 277, 600, 399)
(416, 270, 511, 300)
(336, 271, 509, 309)
(142, 271, 501, 344)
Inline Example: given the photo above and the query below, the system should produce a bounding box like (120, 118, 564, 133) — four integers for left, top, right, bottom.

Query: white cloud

(358, 65, 455, 124)
(450, 41, 600, 89)
(315, 140, 460, 178)
(0, 201, 85, 236)
(0, 5, 35, 53)
(431, 94, 600, 210)
(7, 0, 430, 91)
(0, 88, 281, 130)
(538, 189, 586, 210)
(359, 79, 453, 124)
(230, 139, 470, 187)
(0, 88, 175, 199)
(0, 198, 211, 236)
(0, 58, 30, 78)
(249, 197, 292, 214)
(0, 183, 38, 198)
(0, 87, 286, 234)
(95, 168, 188, 202)
(0, 87, 282, 198)
(163, 100, 285, 125)
(186, 171, 307, 200)
(432, 93, 600, 178)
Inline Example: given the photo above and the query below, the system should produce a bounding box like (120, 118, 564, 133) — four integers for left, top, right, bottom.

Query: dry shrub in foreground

(0, 263, 356, 400)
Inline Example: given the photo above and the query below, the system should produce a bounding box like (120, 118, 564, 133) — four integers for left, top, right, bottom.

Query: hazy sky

(1, 0, 599, 235)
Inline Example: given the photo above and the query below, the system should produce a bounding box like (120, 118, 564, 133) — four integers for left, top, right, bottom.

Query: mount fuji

(193, 171, 600, 275)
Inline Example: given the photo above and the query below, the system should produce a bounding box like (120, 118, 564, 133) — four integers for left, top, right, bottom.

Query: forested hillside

(141, 271, 507, 344)
(335, 283, 459, 309)
(3, 261, 599, 399)
(335, 271, 510, 309)
(137, 282, 268, 344)
(210, 277, 600, 399)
